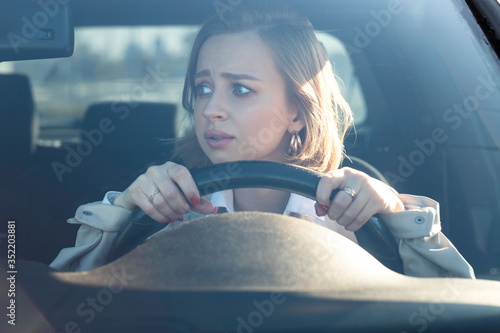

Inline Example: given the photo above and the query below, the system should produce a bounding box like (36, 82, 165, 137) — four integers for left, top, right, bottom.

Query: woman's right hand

(114, 161, 218, 223)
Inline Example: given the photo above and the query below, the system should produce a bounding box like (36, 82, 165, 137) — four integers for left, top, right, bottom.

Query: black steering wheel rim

(108, 161, 404, 273)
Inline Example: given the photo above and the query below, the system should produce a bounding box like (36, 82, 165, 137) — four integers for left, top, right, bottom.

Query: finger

(149, 173, 216, 217)
(329, 188, 359, 221)
(335, 192, 367, 226)
(316, 170, 344, 207)
(148, 182, 189, 220)
(190, 197, 218, 214)
(343, 203, 376, 232)
(164, 162, 201, 207)
(133, 170, 186, 220)
(140, 194, 177, 223)
(120, 168, 187, 222)
(143, 164, 191, 215)
(152, 191, 216, 217)
(162, 163, 217, 214)
(314, 202, 327, 217)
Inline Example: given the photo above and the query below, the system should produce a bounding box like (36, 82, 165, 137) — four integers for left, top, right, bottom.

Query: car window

(316, 31, 367, 124)
(0, 26, 367, 146)
(0, 26, 198, 145)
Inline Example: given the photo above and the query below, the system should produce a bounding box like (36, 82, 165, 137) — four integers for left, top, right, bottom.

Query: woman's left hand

(315, 167, 405, 231)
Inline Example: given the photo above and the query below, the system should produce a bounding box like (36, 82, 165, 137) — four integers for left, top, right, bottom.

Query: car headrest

(0, 74, 36, 160)
(81, 101, 177, 164)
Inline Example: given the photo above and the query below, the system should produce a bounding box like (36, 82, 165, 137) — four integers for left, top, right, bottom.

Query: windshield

(1, 0, 500, 279)
(0, 26, 366, 146)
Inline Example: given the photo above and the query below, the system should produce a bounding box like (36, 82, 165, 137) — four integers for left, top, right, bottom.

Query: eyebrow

(193, 70, 262, 81)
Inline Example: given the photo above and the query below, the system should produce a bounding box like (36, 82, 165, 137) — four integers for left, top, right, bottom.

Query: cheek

(193, 102, 205, 124)
(242, 113, 288, 147)
(193, 110, 205, 138)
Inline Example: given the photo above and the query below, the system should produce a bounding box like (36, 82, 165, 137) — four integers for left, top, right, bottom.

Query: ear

(287, 112, 306, 134)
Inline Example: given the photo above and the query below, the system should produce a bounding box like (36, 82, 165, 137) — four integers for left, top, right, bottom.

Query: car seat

(0, 74, 36, 164)
(61, 101, 177, 203)
(0, 74, 81, 264)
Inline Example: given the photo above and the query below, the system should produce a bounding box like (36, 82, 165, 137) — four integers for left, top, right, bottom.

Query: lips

(204, 129, 234, 148)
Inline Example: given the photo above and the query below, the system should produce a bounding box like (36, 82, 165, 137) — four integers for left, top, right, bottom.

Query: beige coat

(50, 191, 475, 278)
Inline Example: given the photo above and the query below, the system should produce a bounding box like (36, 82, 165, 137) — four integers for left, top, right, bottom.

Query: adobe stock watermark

(51, 65, 169, 182)
(384, 74, 500, 186)
(50, 266, 136, 333)
(399, 277, 462, 333)
(199, 161, 243, 195)
(236, 106, 293, 160)
(347, 0, 467, 56)
(8, 0, 71, 54)
(213, 0, 243, 22)
(235, 292, 286, 333)
(198, 106, 296, 193)
(345, 0, 404, 56)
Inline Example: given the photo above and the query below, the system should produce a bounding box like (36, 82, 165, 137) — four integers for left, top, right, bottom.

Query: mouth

(204, 130, 233, 139)
(204, 130, 234, 148)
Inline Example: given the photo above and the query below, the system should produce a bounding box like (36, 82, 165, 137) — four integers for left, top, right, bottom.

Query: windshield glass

(0, 26, 366, 146)
(0, 26, 197, 144)
(1, 0, 500, 279)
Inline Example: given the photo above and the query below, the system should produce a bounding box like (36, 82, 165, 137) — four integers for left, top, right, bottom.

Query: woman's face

(193, 32, 302, 164)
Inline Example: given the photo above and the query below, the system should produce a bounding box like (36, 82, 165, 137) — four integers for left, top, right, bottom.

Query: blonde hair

(173, 2, 354, 172)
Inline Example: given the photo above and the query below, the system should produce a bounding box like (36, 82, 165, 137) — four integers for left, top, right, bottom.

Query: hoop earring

(288, 131, 302, 157)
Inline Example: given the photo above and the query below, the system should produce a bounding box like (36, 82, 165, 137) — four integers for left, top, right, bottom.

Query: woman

(51, 3, 474, 278)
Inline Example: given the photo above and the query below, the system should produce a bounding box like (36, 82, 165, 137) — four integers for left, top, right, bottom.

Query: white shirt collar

(210, 190, 322, 221)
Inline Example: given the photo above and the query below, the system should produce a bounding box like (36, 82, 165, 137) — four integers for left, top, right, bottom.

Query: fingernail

(190, 196, 200, 207)
(177, 215, 184, 221)
(321, 205, 329, 211)
(315, 206, 320, 216)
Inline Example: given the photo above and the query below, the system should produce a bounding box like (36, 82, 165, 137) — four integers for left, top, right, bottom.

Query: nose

(202, 90, 228, 122)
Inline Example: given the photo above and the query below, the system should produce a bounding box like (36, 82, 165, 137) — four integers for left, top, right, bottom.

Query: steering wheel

(108, 161, 404, 273)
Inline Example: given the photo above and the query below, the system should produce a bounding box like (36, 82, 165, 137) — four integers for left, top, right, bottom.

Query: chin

(203, 151, 237, 165)
(207, 153, 253, 165)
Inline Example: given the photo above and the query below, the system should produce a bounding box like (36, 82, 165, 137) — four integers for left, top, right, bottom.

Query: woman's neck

(233, 188, 291, 214)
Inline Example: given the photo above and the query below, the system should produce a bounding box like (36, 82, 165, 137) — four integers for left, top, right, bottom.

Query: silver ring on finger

(149, 188, 160, 204)
(341, 187, 356, 199)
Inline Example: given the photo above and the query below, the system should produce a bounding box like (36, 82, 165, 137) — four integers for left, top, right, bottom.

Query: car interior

(2, 0, 499, 276)
(1, 0, 500, 332)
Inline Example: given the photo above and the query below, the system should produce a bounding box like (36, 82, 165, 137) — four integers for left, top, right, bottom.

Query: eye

(233, 84, 252, 96)
(195, 84, 212, 97)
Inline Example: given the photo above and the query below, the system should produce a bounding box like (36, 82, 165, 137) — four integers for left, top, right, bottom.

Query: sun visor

(0, 1, 74, 62)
